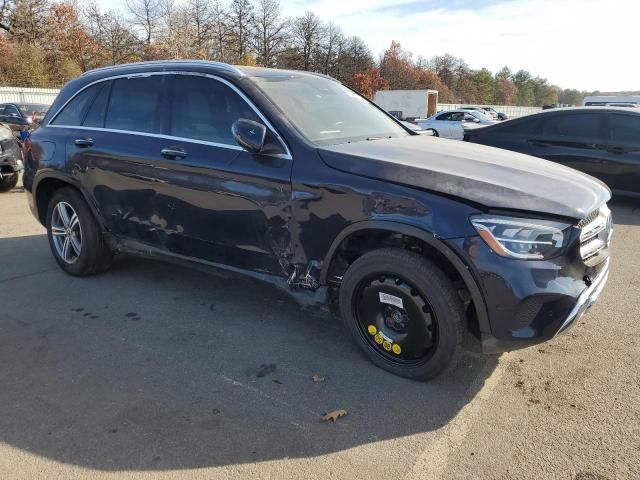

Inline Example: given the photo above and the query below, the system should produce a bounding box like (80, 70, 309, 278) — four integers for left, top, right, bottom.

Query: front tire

(0, 173, 18, 192)
(339, 248, 465, 380)
(46, 187, 113, 276)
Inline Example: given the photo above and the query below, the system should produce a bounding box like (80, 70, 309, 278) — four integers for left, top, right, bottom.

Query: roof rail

(81, 60, 244, 77)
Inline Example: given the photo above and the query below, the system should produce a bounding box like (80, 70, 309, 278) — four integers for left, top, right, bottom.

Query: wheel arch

(321, 220, 490, 337)
(33, 172, 104, 230)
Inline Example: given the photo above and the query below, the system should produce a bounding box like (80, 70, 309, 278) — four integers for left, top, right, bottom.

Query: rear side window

(610, 114, 640, 144)
(106, 76, 165, 134)
(169, 75, 259, 144)
(51, 84, 103, 126)
(541, 113, 601, 138)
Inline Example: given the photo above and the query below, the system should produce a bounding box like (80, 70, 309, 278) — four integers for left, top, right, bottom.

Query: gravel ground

(0, 178, 638, 480)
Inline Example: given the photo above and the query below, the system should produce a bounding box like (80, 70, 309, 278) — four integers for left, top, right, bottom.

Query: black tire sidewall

(45, 187, 111, 276)
(0, 173, 18, 191)
(339, 248, 464, 380)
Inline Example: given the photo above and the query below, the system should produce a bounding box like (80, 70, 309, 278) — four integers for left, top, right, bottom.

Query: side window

(610, 114, 640, 144)
(5, 105, 20, 117)
(83, 81, 111, 128)
(169, 75, 259, 144)
(436, 113, 453, 121)
(106, 76, 165, 134)
(541, 113, 601, 138)
(51, 84, 102, 126)
(0, 105, 5, 115)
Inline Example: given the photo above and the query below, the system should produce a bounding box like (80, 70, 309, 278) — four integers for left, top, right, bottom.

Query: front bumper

(553, 257, 609, 337)
(446, 235, 611, 354)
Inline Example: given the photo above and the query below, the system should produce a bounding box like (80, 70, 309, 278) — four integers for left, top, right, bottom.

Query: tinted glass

(106, 76, 165, 133)
(251, 74, 407, 145)
(611, 114, 640, 144)
(83, 82, 111, 128)
(542, 113, 601, 138)
(52, 84, 102, 126)
(437, 112, 454, 121)
(0, 105, 5, 115)
(5, 105, 20, 116)
(498, 117, 539, 134)
(170, 75, 259, 144)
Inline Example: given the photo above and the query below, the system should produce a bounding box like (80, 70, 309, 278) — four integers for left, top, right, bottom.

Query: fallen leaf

(312, 374, 325, 383)
(321, 409, 347, 422)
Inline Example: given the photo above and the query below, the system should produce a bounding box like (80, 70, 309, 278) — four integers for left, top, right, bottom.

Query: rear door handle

(161, 147, 187, 159)
(74, 138, 94, 147)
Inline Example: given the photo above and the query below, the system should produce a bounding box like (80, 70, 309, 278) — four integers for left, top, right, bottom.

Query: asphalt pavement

(0, 179, 638, 480)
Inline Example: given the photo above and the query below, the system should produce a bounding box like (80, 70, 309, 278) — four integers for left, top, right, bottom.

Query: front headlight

(470, 215, 572, 260)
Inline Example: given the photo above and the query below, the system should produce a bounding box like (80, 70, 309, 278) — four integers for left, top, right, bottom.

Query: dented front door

(150, 142, 293, 275)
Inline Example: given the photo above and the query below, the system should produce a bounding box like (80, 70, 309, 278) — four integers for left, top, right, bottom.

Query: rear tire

(339, 248, 465, 381)
(0, 173, 18, 192)
(431, 129, 439, 137)
(46, 186, 113, 276)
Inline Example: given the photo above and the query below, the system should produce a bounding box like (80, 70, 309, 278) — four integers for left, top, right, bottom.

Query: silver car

(416, 110, 497, 140)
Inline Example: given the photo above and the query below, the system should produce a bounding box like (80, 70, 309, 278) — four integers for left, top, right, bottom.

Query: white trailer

(583, 95, 640, 107)
(374, 89, 439, 120)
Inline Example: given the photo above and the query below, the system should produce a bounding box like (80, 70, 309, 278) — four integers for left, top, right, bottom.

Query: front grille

(579, 205, 612, 266)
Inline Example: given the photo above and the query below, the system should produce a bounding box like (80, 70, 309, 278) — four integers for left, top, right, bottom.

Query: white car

(416, 110, 497, 140)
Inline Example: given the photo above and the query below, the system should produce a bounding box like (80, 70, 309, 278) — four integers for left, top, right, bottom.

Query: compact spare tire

(339, 248, 465, 380)
(46, 186, 113, 276)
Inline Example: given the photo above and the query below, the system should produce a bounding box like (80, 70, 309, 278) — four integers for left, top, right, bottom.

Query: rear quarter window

(51, 84, 103, 126)
(610, 114, 640, 144)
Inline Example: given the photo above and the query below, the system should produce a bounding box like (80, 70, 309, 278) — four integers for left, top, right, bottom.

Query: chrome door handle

(74, 138, 94, 147)
(161, 147, 187, 159)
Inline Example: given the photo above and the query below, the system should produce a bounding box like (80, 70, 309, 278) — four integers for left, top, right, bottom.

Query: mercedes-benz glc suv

(22, 61, 612, 380)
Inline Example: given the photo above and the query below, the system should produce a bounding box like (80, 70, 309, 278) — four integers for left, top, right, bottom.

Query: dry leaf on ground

(312, 374, 325, 383)
(321, 409, 347, 422)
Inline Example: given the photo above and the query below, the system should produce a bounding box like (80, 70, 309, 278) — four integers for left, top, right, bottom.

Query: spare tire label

(379, 292, 403, 309)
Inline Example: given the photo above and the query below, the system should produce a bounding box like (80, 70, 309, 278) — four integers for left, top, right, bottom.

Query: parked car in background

(460, 106, 495, 119)
(463, 107, 640, 197)
(482, 107, 508, 120)
(417, 109, 497, 139)
(0, 103, 50, 134)
(24, 61, 612, 381)
(0, 123, 23, 191)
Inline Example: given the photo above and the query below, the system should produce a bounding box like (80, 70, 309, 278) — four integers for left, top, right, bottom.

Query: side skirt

(104, 234, 331, 312)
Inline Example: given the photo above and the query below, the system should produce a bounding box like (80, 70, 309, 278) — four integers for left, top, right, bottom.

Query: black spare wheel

(339, 248, 464, 380)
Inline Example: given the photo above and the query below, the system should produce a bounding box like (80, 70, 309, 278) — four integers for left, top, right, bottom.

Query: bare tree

(211, 0, 231, 62)
(125, 0, 162, 46)
(229, 0, 253, 62)
(4, 0, 49, 44)
(320, 21, 342, 75)
(251, 0, 286, 67)
(186, 0, 214, 54)
(291, 11, 322, 71)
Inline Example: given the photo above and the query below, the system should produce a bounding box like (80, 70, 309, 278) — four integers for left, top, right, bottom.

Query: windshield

(18, 104, 49, 114)
(250, 73, 409, 145)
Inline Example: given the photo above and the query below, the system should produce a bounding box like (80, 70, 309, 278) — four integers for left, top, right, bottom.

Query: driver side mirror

(232, 119, 267, 153)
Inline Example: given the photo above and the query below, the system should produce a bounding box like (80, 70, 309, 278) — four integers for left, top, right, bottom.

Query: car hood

(317, 135, 611, 220)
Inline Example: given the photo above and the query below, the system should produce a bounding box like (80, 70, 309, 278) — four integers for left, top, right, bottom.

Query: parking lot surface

(1, 180, 638, 480)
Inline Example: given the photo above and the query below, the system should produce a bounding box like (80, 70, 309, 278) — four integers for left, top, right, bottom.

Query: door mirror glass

(232, 119, 267, 153)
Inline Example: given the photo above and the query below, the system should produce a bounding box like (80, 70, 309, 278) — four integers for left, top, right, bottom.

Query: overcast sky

(104, 0, 640, 92)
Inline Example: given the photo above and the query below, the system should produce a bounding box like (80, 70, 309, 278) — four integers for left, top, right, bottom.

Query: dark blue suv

(22, 61, 613, 380)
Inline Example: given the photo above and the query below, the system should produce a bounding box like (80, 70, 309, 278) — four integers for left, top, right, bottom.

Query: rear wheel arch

(321, 220, 490, 337)
(34, 174, 104, 230)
